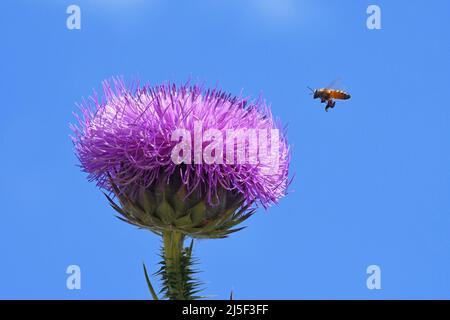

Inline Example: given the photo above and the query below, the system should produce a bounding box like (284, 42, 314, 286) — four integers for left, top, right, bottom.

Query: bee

(308, 79, 351, 112)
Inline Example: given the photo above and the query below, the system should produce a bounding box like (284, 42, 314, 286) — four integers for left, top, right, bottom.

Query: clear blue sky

(1, 0, 449, 299)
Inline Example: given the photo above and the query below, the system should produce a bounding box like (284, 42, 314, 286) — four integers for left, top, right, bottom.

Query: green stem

(162, 230, 186, 300)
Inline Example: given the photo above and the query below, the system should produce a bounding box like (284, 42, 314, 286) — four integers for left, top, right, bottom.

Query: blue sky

(0, 0, 449, 299)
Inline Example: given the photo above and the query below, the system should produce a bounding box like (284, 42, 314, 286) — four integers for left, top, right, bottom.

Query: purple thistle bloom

(71, 78, 290, 209)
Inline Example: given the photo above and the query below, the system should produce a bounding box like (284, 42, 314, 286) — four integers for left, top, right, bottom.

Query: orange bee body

(309, 85, 351, 112)
(313, 88, 351, 101)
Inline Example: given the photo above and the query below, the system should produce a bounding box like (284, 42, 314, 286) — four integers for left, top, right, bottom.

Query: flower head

(71, 78, 290, 237)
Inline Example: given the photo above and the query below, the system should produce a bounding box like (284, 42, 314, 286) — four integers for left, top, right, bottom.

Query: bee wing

(321, 77, 351, 100)
(326, 77, 344, 90)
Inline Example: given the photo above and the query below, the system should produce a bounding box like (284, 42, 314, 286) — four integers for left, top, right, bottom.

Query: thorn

(143, 263, 159, 300)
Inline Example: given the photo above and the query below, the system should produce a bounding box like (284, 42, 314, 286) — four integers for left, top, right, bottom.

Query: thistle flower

(71, 78, 291, 299)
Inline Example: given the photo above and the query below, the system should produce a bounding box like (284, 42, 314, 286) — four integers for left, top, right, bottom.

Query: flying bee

(308, 79, 351, 112)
